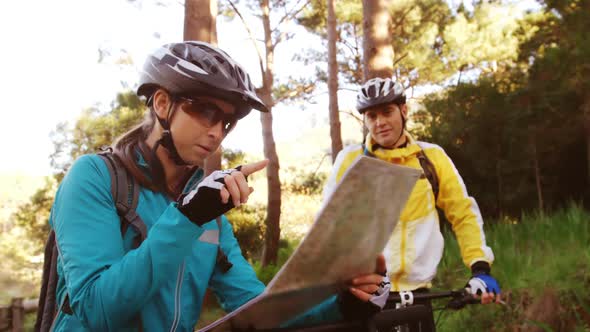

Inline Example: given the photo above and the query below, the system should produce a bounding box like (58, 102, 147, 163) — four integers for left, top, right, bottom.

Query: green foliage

(283, 167, 327, 195)
(419, 78, 527, 217)
(251, 239, 298, 285)
(12, 179, 57, 250)
(226, 204, 266, 260)
(297, 0, 364, 85)
(0, 227, 43, 304)
(50, 91, 146, 178)
(221, 148, 248, 169)
(416, 0, 590, 219)
(272, 77, 317, 105)
(297, 0, 525, 87)
(441, 3, 523, 78)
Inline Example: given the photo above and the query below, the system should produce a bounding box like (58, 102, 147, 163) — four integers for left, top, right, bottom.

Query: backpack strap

(98, 150, 147, 248)
(362, 144, 440, 203)
(416, 149, 439, 202)
(98, 150, 145, 331)
(35, 231, 60, 332)
(215, 217, 233, 273)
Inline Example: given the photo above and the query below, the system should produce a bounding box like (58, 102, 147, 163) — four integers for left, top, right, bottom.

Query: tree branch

(393, 53, 409, 66)
(340, 110, 363, 125)
(226, 0, 266, 78)
(391, 6, 414, 29)
(340, 37, 358, 56)
(272, 0, 311, 33)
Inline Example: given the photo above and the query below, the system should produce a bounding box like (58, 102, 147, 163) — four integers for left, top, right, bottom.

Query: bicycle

(229, 289, 479, 332)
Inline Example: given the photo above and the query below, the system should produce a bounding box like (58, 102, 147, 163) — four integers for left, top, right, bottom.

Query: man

(323, 77, 501, 329)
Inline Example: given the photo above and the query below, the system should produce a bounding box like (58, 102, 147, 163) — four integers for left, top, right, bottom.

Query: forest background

(0, 0, 589, 330)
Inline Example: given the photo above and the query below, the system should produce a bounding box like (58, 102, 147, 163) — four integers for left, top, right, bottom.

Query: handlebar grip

(447, 291, 479, 310)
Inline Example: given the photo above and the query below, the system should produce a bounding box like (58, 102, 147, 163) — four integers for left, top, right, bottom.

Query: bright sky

(0, 0, 348, 176)
(0, 0, 541, 176)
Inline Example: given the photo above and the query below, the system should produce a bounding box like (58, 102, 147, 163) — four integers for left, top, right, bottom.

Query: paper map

(199, 156, 421, 331)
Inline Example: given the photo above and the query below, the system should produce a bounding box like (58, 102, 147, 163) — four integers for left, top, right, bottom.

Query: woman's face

(153, 90, 238, 166)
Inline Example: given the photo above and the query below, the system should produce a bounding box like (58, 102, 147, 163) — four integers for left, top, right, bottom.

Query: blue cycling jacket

(49, 154, 340, 331)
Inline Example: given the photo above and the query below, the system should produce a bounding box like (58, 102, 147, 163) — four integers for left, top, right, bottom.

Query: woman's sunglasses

(177, 97, 239, 135)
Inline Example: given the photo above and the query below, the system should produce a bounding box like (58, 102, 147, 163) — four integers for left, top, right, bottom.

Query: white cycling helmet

(356, 77, 406, 113)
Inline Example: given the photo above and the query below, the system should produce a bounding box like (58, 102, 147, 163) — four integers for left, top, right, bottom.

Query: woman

(48, 41, 388, 331)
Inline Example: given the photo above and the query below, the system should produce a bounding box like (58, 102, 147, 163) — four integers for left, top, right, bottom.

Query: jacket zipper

(169, 262, 186, 332)
(393, 220, 407, 290)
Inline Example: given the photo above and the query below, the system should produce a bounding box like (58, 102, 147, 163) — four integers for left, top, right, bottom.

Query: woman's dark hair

(112, 109, 167, 193)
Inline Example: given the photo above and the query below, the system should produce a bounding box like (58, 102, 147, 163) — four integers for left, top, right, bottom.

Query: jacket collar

(365, 131, 422, 161)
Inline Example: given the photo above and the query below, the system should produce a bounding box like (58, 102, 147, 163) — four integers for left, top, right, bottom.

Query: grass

(435, 203, 590, 331)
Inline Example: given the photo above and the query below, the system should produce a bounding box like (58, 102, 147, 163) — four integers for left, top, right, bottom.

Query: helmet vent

(355, 77, 406, 113)
(214, 55, 226, 64)
(367, 85, 376, 98)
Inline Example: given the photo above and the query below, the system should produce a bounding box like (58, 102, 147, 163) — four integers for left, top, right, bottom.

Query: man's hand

(466, 274, 502, 304)
(338, 254, 390, 319)
(348, 254, 390, 308)
(177, 159, 268, 225)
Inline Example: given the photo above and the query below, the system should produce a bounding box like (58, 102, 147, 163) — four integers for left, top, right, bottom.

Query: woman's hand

(177, 159, 268, 225)
(219, 160, 268, 207)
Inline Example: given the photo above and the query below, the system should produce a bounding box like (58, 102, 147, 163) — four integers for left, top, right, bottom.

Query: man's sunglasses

(177, 97, 238, 135)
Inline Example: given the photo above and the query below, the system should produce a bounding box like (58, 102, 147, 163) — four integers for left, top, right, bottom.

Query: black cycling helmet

(137, 41, 268, 119)
(356, 77, 406, 113)
(138, 41, 267, 166)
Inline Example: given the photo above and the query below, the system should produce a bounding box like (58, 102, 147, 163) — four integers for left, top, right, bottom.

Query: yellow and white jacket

(323, 133, 494, 291)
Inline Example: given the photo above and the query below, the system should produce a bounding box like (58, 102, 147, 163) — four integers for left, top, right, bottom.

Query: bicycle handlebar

(229, 289, 479, 332)
(386, 289, 479, 310)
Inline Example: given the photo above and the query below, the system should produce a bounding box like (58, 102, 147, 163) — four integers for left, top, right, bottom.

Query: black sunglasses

(177, 97, 238, 135)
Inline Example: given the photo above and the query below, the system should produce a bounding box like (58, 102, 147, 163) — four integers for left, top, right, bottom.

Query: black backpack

(34, 150, 232, 332)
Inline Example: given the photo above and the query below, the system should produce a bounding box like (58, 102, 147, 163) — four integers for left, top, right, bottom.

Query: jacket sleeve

(281, 296, 342, 328)
(208, 215, 266, 312)
(431, 148, 495, 268)
(52, 155, 204, 330)
(321, 151, 345, 204)
(322, 146, 361, 206)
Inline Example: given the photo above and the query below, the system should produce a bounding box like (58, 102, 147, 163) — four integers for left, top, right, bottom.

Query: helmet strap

(152, 102, 189, 166)
(390, 107, 407, 148)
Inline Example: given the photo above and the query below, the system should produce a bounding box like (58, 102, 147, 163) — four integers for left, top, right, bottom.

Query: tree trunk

(583, 98, 590, 187)
(327, 0, 343, 162)
(184, 0, 218, 44)
(361, 0, 393, 81)
(11, 298, 24, 332)
(531, 138, 544, 212)
(495, 143, 503, 218)
(260, 0, 281, 266)
(184, 0, 221, 175)
(361, 0, 393, 140)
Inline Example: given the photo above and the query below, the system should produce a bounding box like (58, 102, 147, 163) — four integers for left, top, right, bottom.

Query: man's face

(364, 103, 407, 148)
